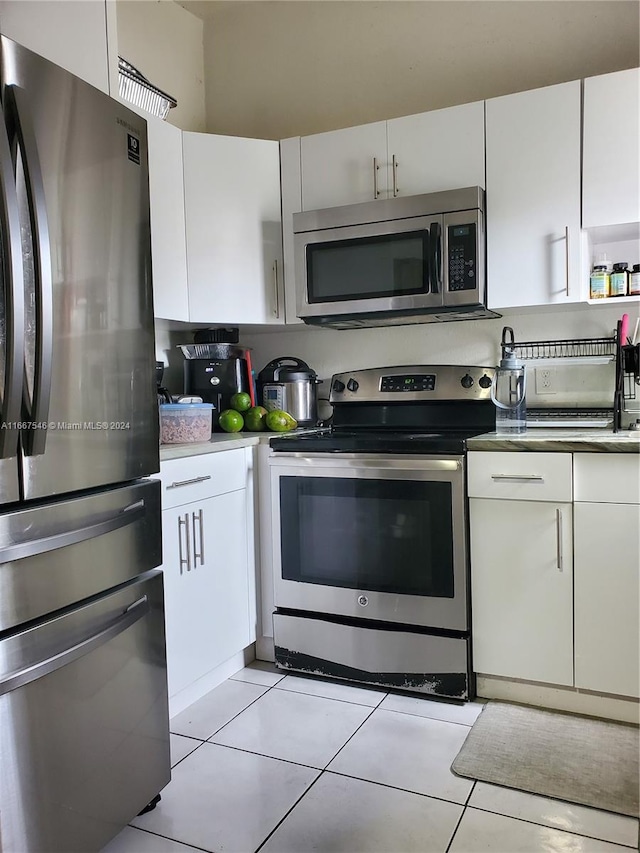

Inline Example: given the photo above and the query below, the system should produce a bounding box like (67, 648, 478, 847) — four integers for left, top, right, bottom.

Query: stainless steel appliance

(0, 36, 168, 852)
(269, 364, 496, 700)
(257, 357, 321, 426)
(294, 187, 500, 328)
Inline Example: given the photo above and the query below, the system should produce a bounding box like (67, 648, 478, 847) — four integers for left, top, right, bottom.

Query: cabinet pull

(273, 260, 279, 317)
(167, 475, 212, 490)
(178, 514, 191, 574)
(373, 157, 380, 199)
(490, 474, 544, 482)
(556, 508, 563, 572)
(192, 508, 204, 567)
(565, 226, 570, 297)
(392, 154, 399, 197)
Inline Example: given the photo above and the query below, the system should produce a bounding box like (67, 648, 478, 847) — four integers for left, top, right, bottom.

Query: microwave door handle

(429, 222, 442, 294)
(6, 85, 53, 457)
(0, 102, 25, 459)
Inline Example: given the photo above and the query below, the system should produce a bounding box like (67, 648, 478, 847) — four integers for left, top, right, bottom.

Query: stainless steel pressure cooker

(257, 357, 321, 426)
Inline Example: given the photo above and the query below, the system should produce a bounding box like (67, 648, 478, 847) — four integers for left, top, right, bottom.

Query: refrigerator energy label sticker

(127, 133, 140, 165)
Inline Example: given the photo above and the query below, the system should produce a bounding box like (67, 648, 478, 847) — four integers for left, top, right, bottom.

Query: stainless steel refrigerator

(0, 35, 169, 852)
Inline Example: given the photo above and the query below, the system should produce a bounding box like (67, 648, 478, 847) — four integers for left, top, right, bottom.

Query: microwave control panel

(447, 223, 477, 292)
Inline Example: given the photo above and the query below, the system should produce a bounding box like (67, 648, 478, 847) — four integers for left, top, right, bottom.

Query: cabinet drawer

(574, 453, 640, 504)
(159, 449, 247, 509)
(467, 451, 572, 502)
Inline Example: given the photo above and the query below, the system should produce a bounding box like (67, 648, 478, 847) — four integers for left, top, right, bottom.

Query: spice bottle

(610, 263, 629, 297)
(629, 264, 640, 296)
(589, 264, 610, 299)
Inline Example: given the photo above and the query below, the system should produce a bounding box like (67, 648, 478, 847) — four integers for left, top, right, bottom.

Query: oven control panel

(380, 374, 436, 393)
(330, 365, 496, 403)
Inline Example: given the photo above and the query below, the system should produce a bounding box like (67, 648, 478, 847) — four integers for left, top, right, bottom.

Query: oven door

(270, 453, 468, 631)
(295, 216, 443, 321)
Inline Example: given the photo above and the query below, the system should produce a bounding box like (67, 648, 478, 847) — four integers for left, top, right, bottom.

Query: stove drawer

(467, 451, 572, 502)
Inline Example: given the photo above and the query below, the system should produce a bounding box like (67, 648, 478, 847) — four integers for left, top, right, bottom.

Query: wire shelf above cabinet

(511, 336, 617, 363)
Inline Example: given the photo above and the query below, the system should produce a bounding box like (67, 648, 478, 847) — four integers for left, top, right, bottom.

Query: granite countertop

(467, 429, 640, 453)
(159, 432, 264, 461)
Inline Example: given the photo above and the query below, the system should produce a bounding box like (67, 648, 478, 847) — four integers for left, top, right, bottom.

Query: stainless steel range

(269, 364, 496, 701)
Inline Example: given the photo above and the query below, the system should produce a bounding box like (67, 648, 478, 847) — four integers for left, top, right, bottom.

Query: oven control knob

(479, 374, 493, 389)
(460, 374, 474, 389)
(332, 379, 345, 393)
(357, 595, 369, 607)
(347, 378, 359, 392)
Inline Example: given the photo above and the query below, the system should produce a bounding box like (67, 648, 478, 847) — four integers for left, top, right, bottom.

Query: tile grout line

(444, 803, 467, 853)
(252, 771, 325, 853)
(126, 824, 213, 853)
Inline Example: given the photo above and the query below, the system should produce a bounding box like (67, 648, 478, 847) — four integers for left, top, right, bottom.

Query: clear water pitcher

(491, 326, 526, 434)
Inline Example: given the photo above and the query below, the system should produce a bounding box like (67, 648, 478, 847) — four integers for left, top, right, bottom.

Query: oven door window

(280, 476, 454, 597)
(306, 230, 430, 303)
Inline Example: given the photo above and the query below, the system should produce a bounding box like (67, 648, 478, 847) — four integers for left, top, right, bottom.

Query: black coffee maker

(156, 361, 172, 405)
(180, 329, 252, 430)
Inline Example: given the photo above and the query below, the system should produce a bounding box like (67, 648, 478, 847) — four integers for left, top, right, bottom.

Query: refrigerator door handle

(0, 499, 146, 563)
(5, 85, 53, 457)
(0, 595, 150, 696)
(0, 95, 25, 460)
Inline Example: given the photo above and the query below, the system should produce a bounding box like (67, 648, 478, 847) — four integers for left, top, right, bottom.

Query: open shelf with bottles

(582, 222, 640, 304)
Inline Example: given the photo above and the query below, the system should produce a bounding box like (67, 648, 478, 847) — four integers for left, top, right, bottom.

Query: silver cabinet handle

(565, 226, 570, 297)
(178, 514, 191, 574)
(490, 474, 545, 482)
(273, 259, 279, 317)
(167, 475, 212, 490)
(556, 508, 563, 572)
(392, 154, 399, 197)
(373, 157, 380, 199)
(192, 508, 204, 567)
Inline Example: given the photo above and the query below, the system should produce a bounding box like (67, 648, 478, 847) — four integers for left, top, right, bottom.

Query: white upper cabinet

(300, 103, 485, 212)
(486, 81, 582, 309)
(147, 117, 189, 322)
(386, 101, 485, 196)
(301, 121, 388, 210)
(0, 0, 111, 93)
(280, 137, 305, 325)
(583, 68, 640, 229)
(183, 133, 283, 325)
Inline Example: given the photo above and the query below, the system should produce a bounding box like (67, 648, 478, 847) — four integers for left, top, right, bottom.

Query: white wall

(117, 0, 205, 131)
(201, 0, 640, 139)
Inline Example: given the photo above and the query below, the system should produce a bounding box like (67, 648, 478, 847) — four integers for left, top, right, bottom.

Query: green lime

(218, 409, 244, 433)
(266, 410, 297, 432)
(230, 392, 252, 413)
(244, 405, 268, 431)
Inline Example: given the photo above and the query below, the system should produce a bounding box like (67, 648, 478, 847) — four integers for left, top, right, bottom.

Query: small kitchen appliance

(156, 361, 173, 405)
(257, 357, 321, 426)
(294, 187, 500, 328)
(268, 364, 496, 700)
(180, 332, 251, 429)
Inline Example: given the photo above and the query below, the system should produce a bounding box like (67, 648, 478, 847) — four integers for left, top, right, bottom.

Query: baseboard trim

(256, 635, 275, 662)
(169, 644, 256, 718)
(477, 674, 639, 724)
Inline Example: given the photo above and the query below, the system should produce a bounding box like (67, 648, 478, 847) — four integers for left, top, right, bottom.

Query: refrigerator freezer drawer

(0, 478, 161, 633)
(0, 570, 170, 853)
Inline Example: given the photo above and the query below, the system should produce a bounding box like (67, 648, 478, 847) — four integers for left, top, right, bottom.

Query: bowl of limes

(218, 393, 297, 434)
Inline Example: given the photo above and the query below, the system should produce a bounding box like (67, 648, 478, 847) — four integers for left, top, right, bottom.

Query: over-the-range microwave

(294, 186, 500, 329)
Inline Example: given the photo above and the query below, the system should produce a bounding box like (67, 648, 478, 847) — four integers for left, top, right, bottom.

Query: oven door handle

(271, 453, 462, 471)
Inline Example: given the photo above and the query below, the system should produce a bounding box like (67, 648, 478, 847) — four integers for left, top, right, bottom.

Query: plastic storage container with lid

(159, 403, 213, 444)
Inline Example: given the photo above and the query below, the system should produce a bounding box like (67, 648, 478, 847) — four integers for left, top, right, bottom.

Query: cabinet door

(280, 137, 304, 325)
(583, 68, 640, 229)
(486, 81, 582, 309)
(470, 498, 573, 686)
(147, 117, 189, 322)
(162, 491, 251, 699)
(574, 502, 639, 698)
(184, 133, 283, 324)
(300, 121, 388, 209)
(387, 101, 485, 196)
(0, 0, 110, 93)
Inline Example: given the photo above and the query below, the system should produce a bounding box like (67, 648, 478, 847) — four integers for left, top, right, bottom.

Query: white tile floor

(103, 661, 640, 853)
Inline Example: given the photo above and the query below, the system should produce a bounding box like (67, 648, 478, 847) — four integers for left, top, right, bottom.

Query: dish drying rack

(504, 329, 639, 432)
(118, 58, 177, 120)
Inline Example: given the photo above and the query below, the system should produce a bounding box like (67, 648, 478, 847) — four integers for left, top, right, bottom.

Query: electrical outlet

(535, 368, 556, 395)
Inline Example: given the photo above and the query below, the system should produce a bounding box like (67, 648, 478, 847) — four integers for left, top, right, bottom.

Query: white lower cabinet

(159, 449, 254, 703)
(573, 453, 640, 698)
(468, 451, 574, 686)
